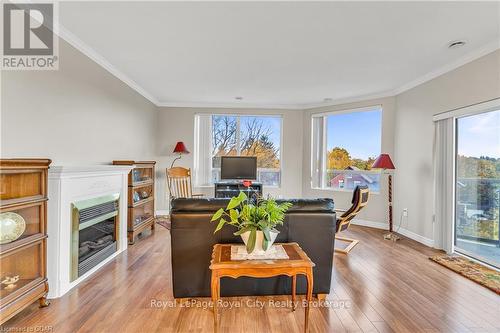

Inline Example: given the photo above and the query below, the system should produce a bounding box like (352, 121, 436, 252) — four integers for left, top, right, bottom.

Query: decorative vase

(240, 230, 279, 254)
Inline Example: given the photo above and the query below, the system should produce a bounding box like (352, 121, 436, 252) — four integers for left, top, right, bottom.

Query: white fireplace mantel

(47, 165, 133, 298)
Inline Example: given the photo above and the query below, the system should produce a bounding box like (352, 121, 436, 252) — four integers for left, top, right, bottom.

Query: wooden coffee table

(209, 242, 315, 333)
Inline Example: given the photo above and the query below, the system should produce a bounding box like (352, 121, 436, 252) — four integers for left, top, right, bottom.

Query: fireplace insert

(71, 194, 119, 281)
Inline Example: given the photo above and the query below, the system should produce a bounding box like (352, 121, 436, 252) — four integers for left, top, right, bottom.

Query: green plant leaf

(246, 229, 256, 253)
(229, 209, 239, 222)
(227, 197, 241, 210)
(214, 218, 227, 234)
(237, 191, 248, 202)
(262, 238, 269, 251)
(233, 227, 251, 236)
(211, 208, 224, 222)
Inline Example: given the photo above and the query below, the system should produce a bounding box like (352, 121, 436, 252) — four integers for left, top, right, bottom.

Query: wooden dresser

(0, 159, 51, 324)
(112, 161, 156, 244)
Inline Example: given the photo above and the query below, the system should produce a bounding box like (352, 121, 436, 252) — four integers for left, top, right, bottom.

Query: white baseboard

(351, 219, 434, 248)
(156, 210, 169, 216)
(396, 227, 434, 248)
(352, 219, 387, 230)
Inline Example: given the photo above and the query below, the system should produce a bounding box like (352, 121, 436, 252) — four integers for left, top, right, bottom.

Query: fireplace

(71, 193, 120, 281)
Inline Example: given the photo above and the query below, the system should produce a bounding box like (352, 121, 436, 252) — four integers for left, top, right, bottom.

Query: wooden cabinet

(0, 159, 51, 324)
(112, 161, 156, 244)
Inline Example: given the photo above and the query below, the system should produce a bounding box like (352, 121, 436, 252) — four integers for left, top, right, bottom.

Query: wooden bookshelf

(112, 161, 156, 244)
(0, 159, 51, 324)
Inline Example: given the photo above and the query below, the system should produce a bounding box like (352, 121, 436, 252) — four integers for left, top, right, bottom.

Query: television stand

(214, 181, 263, 200)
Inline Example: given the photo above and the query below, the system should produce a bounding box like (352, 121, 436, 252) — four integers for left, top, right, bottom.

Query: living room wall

(155, 107, 303, 211)
(1, 38, 157, 165)
(301, 96, 397, 227)
(2, 34, 498, 249)
(393, 49, 500, 245)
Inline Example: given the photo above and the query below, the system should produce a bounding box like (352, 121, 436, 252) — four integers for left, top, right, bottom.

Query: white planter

(240, 230, 279, 254)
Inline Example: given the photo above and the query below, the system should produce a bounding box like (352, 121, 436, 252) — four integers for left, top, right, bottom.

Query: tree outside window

(211, 115, 281, 186)
(312, 107, 382, 192)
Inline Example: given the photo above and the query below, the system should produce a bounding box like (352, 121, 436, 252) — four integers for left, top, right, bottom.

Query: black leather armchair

(170, 198, 336, 298)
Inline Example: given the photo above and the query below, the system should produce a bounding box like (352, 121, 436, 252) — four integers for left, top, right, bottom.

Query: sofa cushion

(171, 198, 229, 212)
(282, 198, 334, 213)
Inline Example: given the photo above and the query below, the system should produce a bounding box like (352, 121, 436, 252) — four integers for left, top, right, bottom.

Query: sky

(240, 116, 281, 150)
(216, 109, 500, 161)
(457, 109, 500, 158)
(326, 108, 382, 160)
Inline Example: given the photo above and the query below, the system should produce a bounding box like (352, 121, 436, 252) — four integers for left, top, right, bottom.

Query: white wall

(155, 107, 303, 211)
(393, 50, 500, 243)
(2, 33, 498, 249)
(302, 97, 396, 226)
(0, 39, 157, 165)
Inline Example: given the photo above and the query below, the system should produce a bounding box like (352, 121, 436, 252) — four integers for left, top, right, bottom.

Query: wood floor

(3, 225, 500, 333)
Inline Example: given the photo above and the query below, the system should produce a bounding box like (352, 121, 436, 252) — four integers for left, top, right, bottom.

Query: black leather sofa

(170, 198, 336, 298)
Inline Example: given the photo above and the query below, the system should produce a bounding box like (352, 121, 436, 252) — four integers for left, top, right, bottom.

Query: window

(311, 106, 382, 192)
(194, 114, 282, 186)
(455, 109, 500, 268)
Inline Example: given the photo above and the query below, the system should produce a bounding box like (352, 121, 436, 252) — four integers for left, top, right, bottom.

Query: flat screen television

(220, 156, 257, 180)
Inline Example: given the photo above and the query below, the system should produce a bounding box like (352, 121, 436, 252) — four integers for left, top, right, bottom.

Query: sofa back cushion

(170, 197, 334, 213)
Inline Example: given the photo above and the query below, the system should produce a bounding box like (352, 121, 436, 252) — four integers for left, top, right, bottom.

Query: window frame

(310, 105, 383, 193)
(199, 113, 284, 188)
(453, 107, 500, 269)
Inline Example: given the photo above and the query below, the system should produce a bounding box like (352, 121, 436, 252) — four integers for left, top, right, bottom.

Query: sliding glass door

(455, 109, 500, 268)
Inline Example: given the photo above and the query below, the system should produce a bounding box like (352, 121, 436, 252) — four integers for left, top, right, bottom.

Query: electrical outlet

(403, 208, 408, 217)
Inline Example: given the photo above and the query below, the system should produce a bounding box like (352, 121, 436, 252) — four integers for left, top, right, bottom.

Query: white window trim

(311, 104, 383, 117)
(311, 104, 383, 193)
(433, 98, 500, 121)
(435, 98, 500, 267)
(194, 113, 284, 188)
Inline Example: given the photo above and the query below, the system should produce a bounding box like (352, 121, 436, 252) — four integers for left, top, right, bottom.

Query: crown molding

(54, 21, 499, 111)
(56, 24, 159, 106)
(393, 40, 500, 96)
(299, 90, 396, 110)
(156, 101, 303, 110)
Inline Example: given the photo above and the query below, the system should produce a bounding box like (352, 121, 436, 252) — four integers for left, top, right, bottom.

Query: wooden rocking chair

(166, 167, 204, 199)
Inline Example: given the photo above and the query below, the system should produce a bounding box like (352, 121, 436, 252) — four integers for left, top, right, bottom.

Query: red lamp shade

(371, 154, 395, 170)
(173, 141, 189, 154)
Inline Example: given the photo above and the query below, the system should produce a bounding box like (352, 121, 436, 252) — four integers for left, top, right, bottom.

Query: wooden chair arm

(192, 193, 204, 197)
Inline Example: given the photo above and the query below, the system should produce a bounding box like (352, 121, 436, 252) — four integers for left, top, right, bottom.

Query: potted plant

(211, 191, 293, 254)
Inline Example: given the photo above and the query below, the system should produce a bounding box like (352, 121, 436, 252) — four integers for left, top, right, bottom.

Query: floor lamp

(170, 141, 190, 168)
(371, 154, 399, 241)
(168, 141, 190, 213)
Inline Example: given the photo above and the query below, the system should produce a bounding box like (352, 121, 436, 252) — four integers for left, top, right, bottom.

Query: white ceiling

(59, 1, 500, 109)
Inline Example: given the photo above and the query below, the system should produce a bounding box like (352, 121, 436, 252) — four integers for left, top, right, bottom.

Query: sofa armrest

(171, 213, 218, 298)
(287, 212, 336, 294)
